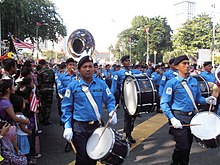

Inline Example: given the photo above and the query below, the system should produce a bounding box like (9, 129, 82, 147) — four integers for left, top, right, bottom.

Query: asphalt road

(36, 92, 220, 165)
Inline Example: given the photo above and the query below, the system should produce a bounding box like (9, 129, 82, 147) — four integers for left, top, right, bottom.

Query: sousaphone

(67, 29, 95, 59)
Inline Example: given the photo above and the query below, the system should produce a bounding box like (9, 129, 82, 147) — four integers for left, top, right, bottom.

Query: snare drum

(122, 74, 157, 116)
(86, 127, 129, 165)
(190, 111, 220, 148)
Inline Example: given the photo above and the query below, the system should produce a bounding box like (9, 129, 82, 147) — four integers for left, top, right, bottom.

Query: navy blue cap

(77, 56, 93, 69)
(174, 55, 189, 65)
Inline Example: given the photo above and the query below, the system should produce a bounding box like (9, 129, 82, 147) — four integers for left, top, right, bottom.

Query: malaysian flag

(11, 35, 34, 49)
(30, 93, 39, 113)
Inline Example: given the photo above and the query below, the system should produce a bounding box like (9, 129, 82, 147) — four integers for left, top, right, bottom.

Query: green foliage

(1, 0, 67, 43)
(163, 14, 220, 63)
(112, 15, 173, 64)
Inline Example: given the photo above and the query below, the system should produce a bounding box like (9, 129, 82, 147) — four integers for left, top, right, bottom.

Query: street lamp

(154, 51, 157, 64)
(36, 22, 48, 61)
(145, 28, 149, 65)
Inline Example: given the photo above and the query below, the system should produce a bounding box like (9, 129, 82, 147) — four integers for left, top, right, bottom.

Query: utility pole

(211, 4, 216, 66)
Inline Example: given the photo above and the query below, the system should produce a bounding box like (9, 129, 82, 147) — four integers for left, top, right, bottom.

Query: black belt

(172, 110, 194, 116)
(74, 120, 99, 125)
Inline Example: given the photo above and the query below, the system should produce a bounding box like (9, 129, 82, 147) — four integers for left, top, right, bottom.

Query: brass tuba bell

(67, 29, 95, 58)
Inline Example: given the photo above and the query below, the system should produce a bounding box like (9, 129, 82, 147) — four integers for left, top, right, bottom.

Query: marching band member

(111, 55, 141, 144)
(159, 57, 176, 97)
(200, 61, 219, 98)
(160, 55, 216, 165)
(57, 58, 78, 152)
(61, 56, 117, 165)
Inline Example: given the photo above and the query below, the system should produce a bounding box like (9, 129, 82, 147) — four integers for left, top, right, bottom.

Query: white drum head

(123, 76, 138, 115)
(190, 112, 220, 140)
(86, 127, 115, 160)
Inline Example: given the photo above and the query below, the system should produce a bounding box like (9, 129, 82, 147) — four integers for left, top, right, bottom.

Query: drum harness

(81, 85, 102, 126)
(181, 80, 199, 113)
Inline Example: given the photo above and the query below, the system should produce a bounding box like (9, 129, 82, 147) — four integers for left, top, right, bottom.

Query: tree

(1, 0, 67, 43)
(164, 14, 220, 61)
(112, 16, 173, 64)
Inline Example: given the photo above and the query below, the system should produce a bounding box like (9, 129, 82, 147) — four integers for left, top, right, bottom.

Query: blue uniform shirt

(151, 71, 162, 87)
(61, 77, 116, 129)
(57, 71, 77, 97)
(110, 68, 142, 94)
(160, 74, 206, 119)
(159, 69, 177, 97)
(200, 71, 216, 83)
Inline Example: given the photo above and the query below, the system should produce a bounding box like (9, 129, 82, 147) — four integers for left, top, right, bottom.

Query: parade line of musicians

(0, 55, 219, 164)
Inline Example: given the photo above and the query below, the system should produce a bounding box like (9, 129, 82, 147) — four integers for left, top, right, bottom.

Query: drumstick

(69, 141, 77, 154)
(169, 124, 201, 127)
(208, 99, 213, 115)
(99, 104, 119, 140)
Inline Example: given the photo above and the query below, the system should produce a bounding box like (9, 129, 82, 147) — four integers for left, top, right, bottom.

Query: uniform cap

(168, 57, 175, 65)
(77, 56, 93, 69)
(174, 55, 189, 65)
(120, 55, 130, 62)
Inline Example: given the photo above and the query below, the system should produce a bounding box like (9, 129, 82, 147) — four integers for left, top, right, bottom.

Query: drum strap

(181, 81, 199, 113)
(81, 85, 102, 125)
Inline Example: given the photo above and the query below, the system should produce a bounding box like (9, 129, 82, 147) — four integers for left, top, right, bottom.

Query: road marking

(68, 113, 167, 165)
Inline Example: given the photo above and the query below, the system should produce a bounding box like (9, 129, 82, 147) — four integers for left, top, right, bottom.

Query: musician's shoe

(126, 134, 136, 144)
(156, 109, 163, 113)
(65, 142, 71, 152)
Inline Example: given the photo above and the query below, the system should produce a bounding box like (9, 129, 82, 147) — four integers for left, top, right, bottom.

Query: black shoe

(126, 134, 136, 144)
(156, 109, 163, 113)
(65, 142, 71, 152)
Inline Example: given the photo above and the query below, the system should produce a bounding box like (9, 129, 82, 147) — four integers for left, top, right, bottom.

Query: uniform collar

(177, 74, 191, 82)
(78, 77, 96, 86)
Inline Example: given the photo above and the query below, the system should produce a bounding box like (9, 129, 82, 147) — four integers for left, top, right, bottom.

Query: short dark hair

(38, 59, 47, 65)
(0, 79, 13, 97)
(2, 59, 16, 71)
(66, 58, 76, 64)
(21, 67, 31, 77)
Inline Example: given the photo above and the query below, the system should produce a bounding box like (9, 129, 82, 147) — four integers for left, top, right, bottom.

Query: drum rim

(86, 127, 116, 160)
(123, 75, 138, 116)
(190, 111, 220, 140)
(122, 74, 156, 115)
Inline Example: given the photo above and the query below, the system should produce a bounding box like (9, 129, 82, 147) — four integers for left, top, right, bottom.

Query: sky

(52, 0, 220, 52)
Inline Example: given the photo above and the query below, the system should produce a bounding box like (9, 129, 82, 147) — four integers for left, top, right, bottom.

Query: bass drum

(190, 111, 220, 148)
(86, 127, 129, 165)
(192, 75, 211, 111)
(192, 75, 210, 98)
(122, 74, 157, 116)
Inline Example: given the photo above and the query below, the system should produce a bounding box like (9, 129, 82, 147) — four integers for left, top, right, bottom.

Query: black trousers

(72, 120, 99, 165)
(121, 96, 136, 135)
(169, 111, 194, 165)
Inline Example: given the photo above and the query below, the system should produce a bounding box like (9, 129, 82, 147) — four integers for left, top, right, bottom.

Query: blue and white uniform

(61, 77, 116, 129)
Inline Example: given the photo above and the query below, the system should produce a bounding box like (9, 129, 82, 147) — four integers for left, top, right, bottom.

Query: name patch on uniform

(106, 88, 111, 96)
(162, 76, 166, 81)
(166, 87, 172, 95)
(65, 89, 71, 98)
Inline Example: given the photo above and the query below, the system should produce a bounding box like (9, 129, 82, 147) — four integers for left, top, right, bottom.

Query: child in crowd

(10, 95, 36, 164)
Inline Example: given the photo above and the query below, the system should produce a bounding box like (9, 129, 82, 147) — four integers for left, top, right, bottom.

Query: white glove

(206, 96, 217, 105)
(170, 117, 183, 129)
(63, 128, 73, 142)
(109, 111, 117, 124)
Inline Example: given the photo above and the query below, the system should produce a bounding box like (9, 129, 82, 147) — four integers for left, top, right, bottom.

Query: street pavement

(36, 93, 220, 165)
